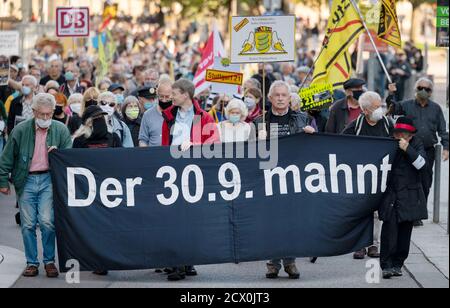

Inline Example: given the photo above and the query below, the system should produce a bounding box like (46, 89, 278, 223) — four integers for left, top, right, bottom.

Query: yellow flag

(311, 0, 365, 88)
(103, 3, 118, 21)
(378, 0, 402, 48)
(97, 35, 108, 86)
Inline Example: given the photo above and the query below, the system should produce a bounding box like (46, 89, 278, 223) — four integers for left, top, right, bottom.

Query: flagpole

(349, 0, 393, 84)
(262, 64, 266, 125)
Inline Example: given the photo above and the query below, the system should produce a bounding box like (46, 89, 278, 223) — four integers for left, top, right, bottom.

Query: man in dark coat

(379, 117, 428, 279)
(325, 78, 366, 134)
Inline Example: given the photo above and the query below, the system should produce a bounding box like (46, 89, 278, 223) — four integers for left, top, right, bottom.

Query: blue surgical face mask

(116, 94, 125, 105)
(65, 71, 75, 81)
(144, 102, 156, 110)
(229, 114, 241, 124)
(22, 86, 32, 96)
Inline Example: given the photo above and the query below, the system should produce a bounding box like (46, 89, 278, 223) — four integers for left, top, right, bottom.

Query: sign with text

(56, 7, 90, 38)
(230, 16, 295, 64)
(437, 0, 449, 47)
(50, 134, 398, 272)
(299, 83, 334, 112)
(0, 31, 19, 56)
(0, 55, 10, 86)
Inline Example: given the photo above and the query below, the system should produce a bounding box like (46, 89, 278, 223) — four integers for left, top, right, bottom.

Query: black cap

(394, 116, 417, 134)
(343, 78, 366, 90)
(108, 83, 125, 92)
(82, 106, 107, 124)
(137, 85, 157, 99)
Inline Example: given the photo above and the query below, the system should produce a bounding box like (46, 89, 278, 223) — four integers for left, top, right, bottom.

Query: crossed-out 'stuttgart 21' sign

(56, 7, 90, 38)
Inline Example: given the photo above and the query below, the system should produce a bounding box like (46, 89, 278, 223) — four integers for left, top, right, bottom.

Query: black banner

(50, 134, 398, 272)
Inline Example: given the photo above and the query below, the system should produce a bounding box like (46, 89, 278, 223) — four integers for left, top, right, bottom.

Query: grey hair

(44, 80, 60, 92)
(68, 93, 84, 105)
(123, 95, 139, 106)
(245, 78, 262, 91)
(268, 80, 290, 97)
(359, 91, 382, 111)
(225, 98, 248, 120)
(73, 117, 93, 139)
(98, 91, 117, 104)
(31, 93, 56, 110)
(22, 75, 38, 87)
(415, 77, 434, 90)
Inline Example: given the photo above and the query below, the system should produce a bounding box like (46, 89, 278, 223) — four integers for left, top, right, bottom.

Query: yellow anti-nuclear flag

(311, 0, 365, 89)
(378, 0, 402, 48)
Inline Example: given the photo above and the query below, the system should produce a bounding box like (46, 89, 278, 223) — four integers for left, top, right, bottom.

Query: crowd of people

(0, 17, 448, 282)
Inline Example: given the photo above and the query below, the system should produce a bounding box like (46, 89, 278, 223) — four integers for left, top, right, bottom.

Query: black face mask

(91, 117, 108, 139)
(85, 100, 97, 108)
(352, 90, 365, 101)
(159, 100, 172, 110)
(54, 106, 64, 116)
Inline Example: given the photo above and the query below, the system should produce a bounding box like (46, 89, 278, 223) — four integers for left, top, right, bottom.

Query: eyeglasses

(417, 86, 432, 93)
(99, 101, 116, 107)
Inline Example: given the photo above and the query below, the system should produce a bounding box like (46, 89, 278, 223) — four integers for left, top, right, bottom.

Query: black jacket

(253, 109, 312, 138)
(7, 95, 24, 134)
(379, 137, 428, 223)
(325, 97, 356, 134)
(123, 116, 142, 147)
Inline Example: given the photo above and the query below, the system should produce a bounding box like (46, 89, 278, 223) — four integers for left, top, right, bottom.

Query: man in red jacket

(161, 78, 218, 281)
(162, 78, 218, 149)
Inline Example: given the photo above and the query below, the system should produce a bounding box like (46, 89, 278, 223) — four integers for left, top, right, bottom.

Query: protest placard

(230, 15, 295, 64)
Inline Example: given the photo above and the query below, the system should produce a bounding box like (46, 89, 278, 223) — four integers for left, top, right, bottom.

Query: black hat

(137, 85, 157, 99)
(82, 106, 107, 124)
(394, 116, 417, 134)
(343, 78, 366, 90)
(108, 83, 125, 92)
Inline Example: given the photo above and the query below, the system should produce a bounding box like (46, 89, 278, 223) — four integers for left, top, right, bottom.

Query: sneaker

(93, 270, 108, 276)
(167, 268, 186, 281)
(185, 266, 198, 276)
(382, 269, 394, 279)
(392, 268, 403, 277)
(22, 265, 39, 277)
(413, 220, 424, 227)
(367, 246, 380, 258)
(44, 263, 59, 278)
(284, 264, 300, 280)
(353, 248, 367, 260)
(265, 264, 279, 279)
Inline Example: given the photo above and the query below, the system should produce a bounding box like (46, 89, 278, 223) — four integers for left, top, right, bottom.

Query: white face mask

(101, 105, 115, 117)
(36, 118, 52, 129)
(244, 97, 256, 109)
(70, 103, 82, 115)
(369, 107, 384, 123)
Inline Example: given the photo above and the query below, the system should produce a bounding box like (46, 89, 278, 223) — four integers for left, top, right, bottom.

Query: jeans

(268, 258, 296, 271)
(18, 173, 55, 267)
(0, 136, 4, 152)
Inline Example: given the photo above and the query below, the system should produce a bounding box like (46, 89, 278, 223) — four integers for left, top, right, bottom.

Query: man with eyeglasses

(0, 93, 72, 278)
(387, 78, 449, 226)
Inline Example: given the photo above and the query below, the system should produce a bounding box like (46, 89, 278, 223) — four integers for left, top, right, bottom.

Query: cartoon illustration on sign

(239, 26, 287, 55)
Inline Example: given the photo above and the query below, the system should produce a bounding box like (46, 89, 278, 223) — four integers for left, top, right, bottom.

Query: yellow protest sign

(299, 83, 334, 112)
(205, 69, 243, 86)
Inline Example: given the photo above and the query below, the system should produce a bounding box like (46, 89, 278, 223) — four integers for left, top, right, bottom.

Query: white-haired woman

(217, 98, 255, 143)
(67, 93, 84, 135)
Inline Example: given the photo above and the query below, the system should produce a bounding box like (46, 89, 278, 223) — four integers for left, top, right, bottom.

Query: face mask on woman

(229, 114, 241, 124)
(125, 107, 140, 120)
(244, 97, 256, 109)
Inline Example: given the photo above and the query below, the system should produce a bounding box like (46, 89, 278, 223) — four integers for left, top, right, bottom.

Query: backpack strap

(355, 114, 365, 136)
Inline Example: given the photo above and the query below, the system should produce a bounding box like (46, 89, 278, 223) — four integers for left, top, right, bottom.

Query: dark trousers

(423, 147, 436, 201)
(380, 211, 414, 270)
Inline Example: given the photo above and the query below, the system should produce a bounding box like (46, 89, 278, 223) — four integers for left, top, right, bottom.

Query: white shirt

(217, 121, 252, 143)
